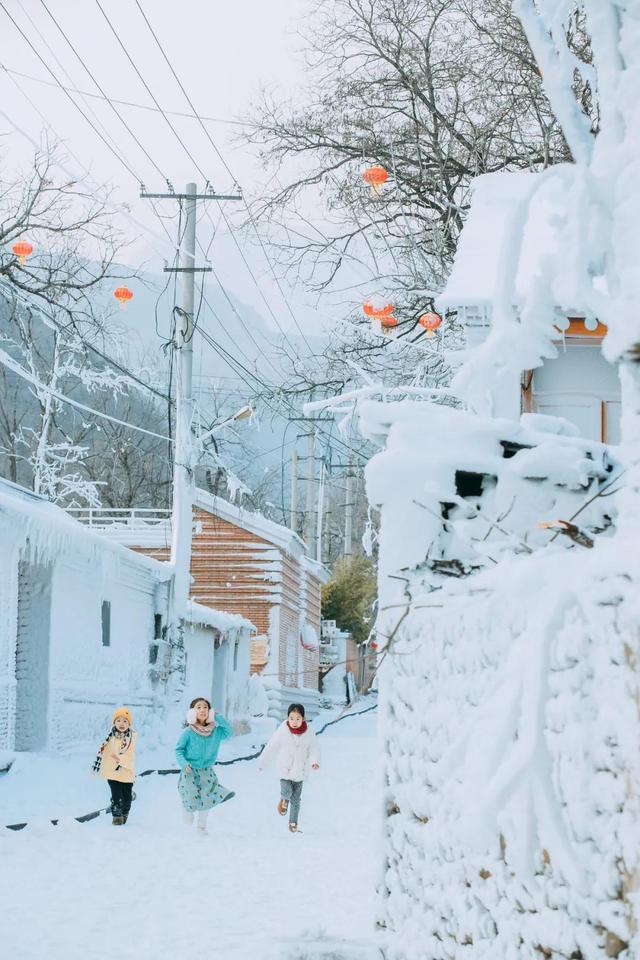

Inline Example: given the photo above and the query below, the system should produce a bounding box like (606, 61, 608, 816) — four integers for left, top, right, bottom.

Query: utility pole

(316, 457, 326, 564)
(305, 423, 316, 557)
(142, 181, 241, 679)
(344, 455, 354, 557)
(290, 448, 298, 533)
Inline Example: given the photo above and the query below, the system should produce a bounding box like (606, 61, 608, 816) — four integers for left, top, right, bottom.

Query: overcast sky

(0, 0, 324, 335)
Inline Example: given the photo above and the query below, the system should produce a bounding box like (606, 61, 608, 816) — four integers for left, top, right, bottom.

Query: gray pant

(280, 779, 303, 823)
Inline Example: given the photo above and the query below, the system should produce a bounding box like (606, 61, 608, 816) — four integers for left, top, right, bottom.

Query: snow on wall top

(359, 398, 616, 605)
(438, 170, 565, 310)
(0, 477, 172, 579)
(186, 600, 255, 635)
(194, 489, 309, 560)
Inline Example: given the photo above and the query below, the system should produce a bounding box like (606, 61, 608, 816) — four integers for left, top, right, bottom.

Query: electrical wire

(1, 4, 368, 480)
(0, 344, 172, 442)
(101, 0, 311, 372)
(133, 0, 317, 357)
(0, 1, 143, 184)
(89, 1, 297, 378)
(93, 0, 209, 181)
(0, 63, 242, 125)
(0, 278, 172, 404)
(37, 0, 168, 182)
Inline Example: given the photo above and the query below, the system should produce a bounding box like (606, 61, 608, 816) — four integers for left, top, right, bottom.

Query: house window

(101, 600, 111, 647)
(154, 613, 163, 640)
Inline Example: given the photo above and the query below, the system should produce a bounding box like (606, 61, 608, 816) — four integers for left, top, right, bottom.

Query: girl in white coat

(258, 702, 320, 832)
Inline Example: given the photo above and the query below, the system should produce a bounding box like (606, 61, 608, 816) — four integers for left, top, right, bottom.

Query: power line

(0, 1, 142, 184)
(1, 5, 367, 474)
(133, 0, 317, 357)
(0, 278, 172, 404)
(0, 63, 242, 125)
(0, 344, 172, 442)
(37, 0, 168, 182)
(207, 264, 285, 380)
(90, 1, 300, 378)
(0, 88, 173, 260)
(93, 0, 210, 183)
(129, 0, 314, 367)
(1, 1, 192, 270)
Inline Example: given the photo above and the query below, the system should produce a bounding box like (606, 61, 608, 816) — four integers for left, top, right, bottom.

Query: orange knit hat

(113, 706, 133, 727)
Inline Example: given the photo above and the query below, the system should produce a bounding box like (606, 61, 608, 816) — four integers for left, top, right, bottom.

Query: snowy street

(0, 710, 378, 960)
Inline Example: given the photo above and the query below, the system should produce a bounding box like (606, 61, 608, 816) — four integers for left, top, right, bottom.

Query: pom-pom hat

(113, 706, 133, 726)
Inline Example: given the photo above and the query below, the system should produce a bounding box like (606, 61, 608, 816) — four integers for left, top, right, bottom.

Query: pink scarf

(188, 721, 215, 737)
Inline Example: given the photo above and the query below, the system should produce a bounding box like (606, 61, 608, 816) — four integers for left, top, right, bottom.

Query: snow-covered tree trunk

(31, 328, 61, 498)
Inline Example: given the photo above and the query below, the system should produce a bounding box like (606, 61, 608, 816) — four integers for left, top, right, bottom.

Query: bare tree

(244, 0, 567, 306)
(0, 141, 129, 330)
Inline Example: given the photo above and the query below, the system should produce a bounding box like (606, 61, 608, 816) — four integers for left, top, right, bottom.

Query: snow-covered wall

(358, 401, 639, 960)
(0, 481, 171, 752)
(378, 544, 639, 960)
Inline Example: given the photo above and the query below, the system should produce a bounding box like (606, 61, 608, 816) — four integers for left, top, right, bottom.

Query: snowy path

(0, 712, 378, 960)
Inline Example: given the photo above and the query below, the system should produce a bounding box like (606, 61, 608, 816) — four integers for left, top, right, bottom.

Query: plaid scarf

(92, 726, 133, 774)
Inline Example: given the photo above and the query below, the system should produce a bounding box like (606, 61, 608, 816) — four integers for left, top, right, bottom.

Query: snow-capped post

(141, 180, 242, 688)
(168, 181, 198, 678)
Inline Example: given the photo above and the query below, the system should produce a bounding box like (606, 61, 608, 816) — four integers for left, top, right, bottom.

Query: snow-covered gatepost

(319, 5, 640, 959)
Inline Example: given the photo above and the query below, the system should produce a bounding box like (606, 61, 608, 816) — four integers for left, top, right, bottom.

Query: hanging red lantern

(418, 311, 442, 338)
(362, 165, 389, 195)
(380, 315, 398, 334)
(363, 299, 394, 319)
(12, 240, 33, 265)
(114, 285, 134, 308)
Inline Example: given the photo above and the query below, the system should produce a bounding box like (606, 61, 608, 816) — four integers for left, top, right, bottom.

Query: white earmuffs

(186, 706, 215, 724)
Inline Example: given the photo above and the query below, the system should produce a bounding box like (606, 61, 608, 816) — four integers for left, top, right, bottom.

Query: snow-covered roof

(186, 600, 255, 635)
(438, 170, 562, 310)
(0, 477, 172, 579)
(194, 489, 308, 558)
(302, 555, 331, 584)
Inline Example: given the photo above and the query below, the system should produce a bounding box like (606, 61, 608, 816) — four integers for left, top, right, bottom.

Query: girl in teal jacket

(175, 697, 235, 834)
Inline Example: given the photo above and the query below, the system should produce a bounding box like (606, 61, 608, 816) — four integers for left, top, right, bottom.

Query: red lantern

(12, 240, 33, 265)
(418, 311, 442, 338)
(363, 300, 394, 319)
(362, 165, 389, 195)
(370, 640, 379, 651)
(380, 315, 398, 335)
(114, 285, 134, 308)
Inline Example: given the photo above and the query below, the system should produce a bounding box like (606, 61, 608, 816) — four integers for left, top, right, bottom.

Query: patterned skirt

(178, 765, 233, 812)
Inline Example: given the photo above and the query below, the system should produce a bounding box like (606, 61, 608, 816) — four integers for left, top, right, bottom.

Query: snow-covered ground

(0, 709, 379, 960)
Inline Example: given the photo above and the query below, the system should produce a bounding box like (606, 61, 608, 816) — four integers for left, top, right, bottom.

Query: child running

(258, 703, 320, 833)
(175, 697, 235, 835)
(92, 706, 137, 826)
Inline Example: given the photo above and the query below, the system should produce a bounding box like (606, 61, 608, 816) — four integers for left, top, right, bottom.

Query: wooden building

(98, 490, 328, 719)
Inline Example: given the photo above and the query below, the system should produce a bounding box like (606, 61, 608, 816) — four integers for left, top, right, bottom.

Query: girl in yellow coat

(92, 707, 137, 825)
